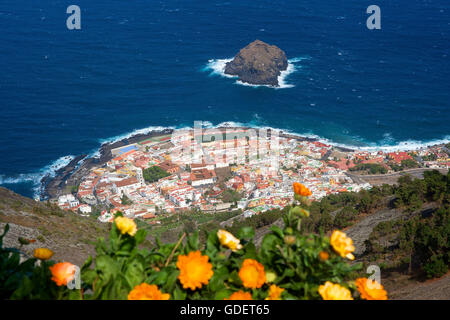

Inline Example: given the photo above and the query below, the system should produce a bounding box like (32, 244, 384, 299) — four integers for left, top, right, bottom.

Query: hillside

(0, 169, 448, 299)
(0, 187, 109, 266)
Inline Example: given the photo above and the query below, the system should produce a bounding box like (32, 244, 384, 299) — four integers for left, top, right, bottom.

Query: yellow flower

(330, 230, 355, 260)
(355, 278, 388, 300)
(115, 216, 137, 236)
(217, 229, 243, 252)
(33, 248, 54, 260)
(128, 283, 170, 300)
(239, 259, 266, 289)
(49, 262, 76, 286)
(319, 251, 329, 261)
(265, 284, 284, 300)
(293, 182, 312, 197)
(225, 290, 253, 300)
(318, 281, 353, 300)
(176, 250, 213, 290)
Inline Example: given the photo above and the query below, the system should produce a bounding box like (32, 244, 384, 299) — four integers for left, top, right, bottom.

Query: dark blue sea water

(0, 0, 449, 198)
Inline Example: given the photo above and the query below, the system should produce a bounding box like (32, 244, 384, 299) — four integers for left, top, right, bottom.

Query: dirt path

(345, 202, 437, 256)
(387, 272, 450, 300)
(345, 208, 403, 256)
(346, 168, 448, 186)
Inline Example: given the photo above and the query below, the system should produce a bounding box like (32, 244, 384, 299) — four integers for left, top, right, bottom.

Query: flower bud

(284, 235, 296, 246)
(265, 271, 277, 284)
(285, 227, 294, 235)
(319, 251, 329, 261)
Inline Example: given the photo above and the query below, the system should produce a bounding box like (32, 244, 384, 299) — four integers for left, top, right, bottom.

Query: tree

(143, 166, 170, 183)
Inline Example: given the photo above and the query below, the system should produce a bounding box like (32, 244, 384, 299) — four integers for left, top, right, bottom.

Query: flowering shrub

(0, 183, 389, 300)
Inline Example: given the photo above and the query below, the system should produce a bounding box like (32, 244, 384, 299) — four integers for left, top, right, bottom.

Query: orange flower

(33, 248, 54, 260)
(355, 278, 388, 300)
(225, 290, 253, 300)
(265, 284, 284, 300)
(319, 251, 329, 261)
(293, 182, 312, 197)
(318, 281, 353, 300)
(330, 230, 355, 260)
(176, 251, 213, 290)
(128, 283, 170, 300)
(238, 259, 266, 289)
(49, 262, 76, 286)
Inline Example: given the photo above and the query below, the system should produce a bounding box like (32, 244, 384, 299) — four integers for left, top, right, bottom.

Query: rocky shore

(42, 129, 174, 200)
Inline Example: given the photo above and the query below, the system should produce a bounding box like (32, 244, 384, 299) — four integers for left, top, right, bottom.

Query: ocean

(0, 0, 449, 198)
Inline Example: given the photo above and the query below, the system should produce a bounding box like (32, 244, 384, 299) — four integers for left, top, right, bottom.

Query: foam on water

(204, 57, 309, 89)
(98, 125, 176, 145)
(2, 122, 449, 200)
(0, 155, 75, 199)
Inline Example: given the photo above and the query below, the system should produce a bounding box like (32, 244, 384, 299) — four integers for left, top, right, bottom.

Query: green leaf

(134, 229, 147, 245)
(206, 230, 219, 256)
(173, 286, 187, 300)
(148, 270, 168, 286)
(215, 288, 232, 300)
(237, 227, 255, 240)
(94, 255, 119, 284)
(259, 234, 279, 264)
(81, 269, 97, 286)
(186, 231, 199, 251)
(10, 276, 33, 300)
(81, 255, 93, 272)
(1, 223, 9, 238)
(68, 289, 83, 300)
(243, 242, 257, 260)
(124, 256, 146, 288)
(165, 269, 179, 291)
(208, 266, 228, 292)
(270, 225, 284, 239)
(119, 236, 136, 253)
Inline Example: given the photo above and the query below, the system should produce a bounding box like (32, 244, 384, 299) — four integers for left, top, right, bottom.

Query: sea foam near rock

(204, 57, 309, 89)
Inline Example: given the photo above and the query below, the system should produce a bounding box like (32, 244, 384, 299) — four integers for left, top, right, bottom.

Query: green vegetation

(349, 163, 388, 174)
(389, 159, 419, 172)
(365, 205, 449, 279)
(143, 166, 170, 183)
(422, 154, 437, 161)
(394, 170, 449, 211)
(0, 196, 363, 300)
(228, 207, 288, 236)
(364, 170, 450, 278)
(142, 209, 242, 244)
(220, 189, 242, 204)
(121, 195, 133, 205)
(301, 184, 394, 234)
(333, 206, 358, 229)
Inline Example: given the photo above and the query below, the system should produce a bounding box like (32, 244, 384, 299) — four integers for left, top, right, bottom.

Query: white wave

(204, 56, 309, 89)
(177, 121, 450, 152)
(5, 120, 447, 200)
(98, 125, 176, 145)
(0, 155, 75, 199)
(216, 121, 246, 128)
(204, 58, 235, 78)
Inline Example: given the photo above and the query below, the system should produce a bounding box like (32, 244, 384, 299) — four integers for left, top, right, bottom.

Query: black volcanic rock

(224, 40, 288, 86)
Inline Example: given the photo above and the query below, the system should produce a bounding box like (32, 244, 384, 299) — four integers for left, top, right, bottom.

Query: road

(346, 168, 448, 185)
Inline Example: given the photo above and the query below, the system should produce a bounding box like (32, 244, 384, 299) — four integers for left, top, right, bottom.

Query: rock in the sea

(224, 40, 288, 87)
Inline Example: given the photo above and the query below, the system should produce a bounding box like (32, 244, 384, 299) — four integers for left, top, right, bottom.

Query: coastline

(41, 128, 174, 200)
(41, 126, 336, 200)
(40, 125, 447, 201)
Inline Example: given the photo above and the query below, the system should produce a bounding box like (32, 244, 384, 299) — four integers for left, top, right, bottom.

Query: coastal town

(53, 127, 450, 224)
